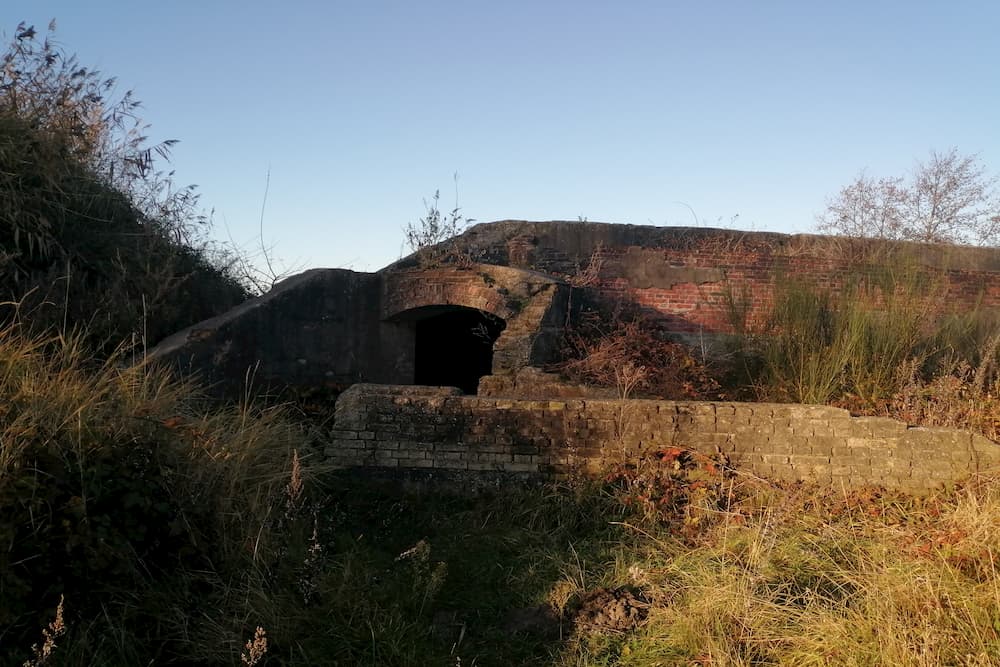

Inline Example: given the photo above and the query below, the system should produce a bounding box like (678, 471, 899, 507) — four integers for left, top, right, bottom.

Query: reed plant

(749, 260, 986, 411)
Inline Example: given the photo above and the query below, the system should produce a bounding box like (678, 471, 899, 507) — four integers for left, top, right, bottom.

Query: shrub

(402, 183, 479, 268)
(602, 446, 731, 540)
(729, 258, 1000, 441)
(890, 346, 1000, 441)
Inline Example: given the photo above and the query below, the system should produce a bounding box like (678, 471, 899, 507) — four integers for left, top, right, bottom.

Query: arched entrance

(413, 306, 506, 394)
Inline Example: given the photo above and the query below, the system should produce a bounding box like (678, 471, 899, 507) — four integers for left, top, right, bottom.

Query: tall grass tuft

(752, 264, 967, 409)
(0, 323, 305, 665)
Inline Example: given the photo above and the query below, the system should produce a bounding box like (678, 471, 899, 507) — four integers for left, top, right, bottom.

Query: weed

(603, 446, 731, 539)
(743, 266, 942, 406)
(20, 596, 65, 667)
(240, 626, 268, 666)
(0, 21, 248, 355)
(404, 177, 479, 268)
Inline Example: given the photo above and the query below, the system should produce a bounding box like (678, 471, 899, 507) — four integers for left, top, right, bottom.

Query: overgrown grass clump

(298, 471, 1000, 667)
(726, 258, 1000, 441)
(0, 326, 308, 665)
(572, 477, 1000, 666)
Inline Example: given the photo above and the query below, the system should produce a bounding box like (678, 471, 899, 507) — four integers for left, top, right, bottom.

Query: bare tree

(819, 172, 908, 241)
(907, 149, 1000, 244)
(818, 148, 1000, 246)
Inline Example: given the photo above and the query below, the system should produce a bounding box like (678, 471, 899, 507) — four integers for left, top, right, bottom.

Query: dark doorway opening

(414, 307, 506, 394)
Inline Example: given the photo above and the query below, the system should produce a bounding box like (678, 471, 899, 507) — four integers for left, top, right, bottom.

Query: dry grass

(0, 323, 309, 665)
(552, 477, 1000, 666)
(3, 321, 1000, 665)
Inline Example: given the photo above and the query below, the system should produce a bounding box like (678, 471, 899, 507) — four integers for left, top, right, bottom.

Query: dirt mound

(503, 586, 650, 638)
(570, 586, 650, 633)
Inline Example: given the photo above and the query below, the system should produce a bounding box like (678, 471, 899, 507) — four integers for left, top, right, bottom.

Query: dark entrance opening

(414, 307, 506, 394)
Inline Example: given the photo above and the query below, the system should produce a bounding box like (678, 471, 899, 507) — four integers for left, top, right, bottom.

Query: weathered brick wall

(381, 265, 571, 372)
(327, 384, 1000, 492)
(151, 263, 573, 396)
(151, 221, 1000, 396)
(596, 243, 1000, 335)
(455, 222, 1000, 336)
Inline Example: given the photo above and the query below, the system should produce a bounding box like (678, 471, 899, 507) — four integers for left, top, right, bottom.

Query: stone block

(948, 448, 973, 463)
(732, 422, 764, 435)
(790, 454, 832, 466)
(770, 425, 795, 440)
(432, 442, 468, 453)
(904, 427, 959, 452)
(783, 436, 814, 453)
(432, 458, 468, 470)
(852, 416, 907, 438)
(466, 461, 502, 471)
(793, 418, 836, 437)
(757, 440, 791, 455)
(766, 464, 799, 481)
(504, 462, 539, 473)
(801, 405, 851, 420)
(971, 435, 1000, 468)
(807, 436, 841, 455)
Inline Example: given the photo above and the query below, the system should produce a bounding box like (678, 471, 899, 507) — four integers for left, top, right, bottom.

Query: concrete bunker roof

(386, 220, 1000, 275)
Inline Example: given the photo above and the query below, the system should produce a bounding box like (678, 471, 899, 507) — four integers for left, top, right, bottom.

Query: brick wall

(381, 265, 571, 372)
(459, 222, 1000, 337)
(326, 384, 1000, 492)
(592, 242, 1000, 336)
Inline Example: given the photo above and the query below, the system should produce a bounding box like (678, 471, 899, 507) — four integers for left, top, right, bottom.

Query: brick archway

(382, 264, 569, 384)
(382, 268, 516, 322)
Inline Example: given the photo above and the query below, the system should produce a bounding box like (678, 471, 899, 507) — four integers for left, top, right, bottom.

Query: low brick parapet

(326, 384, 1000, 492)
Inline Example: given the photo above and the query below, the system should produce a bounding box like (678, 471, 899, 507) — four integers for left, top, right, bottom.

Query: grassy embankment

(3, 323, 1000, 665)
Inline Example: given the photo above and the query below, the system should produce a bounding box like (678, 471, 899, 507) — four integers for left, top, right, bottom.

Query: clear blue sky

(4, 2, 999, 273)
